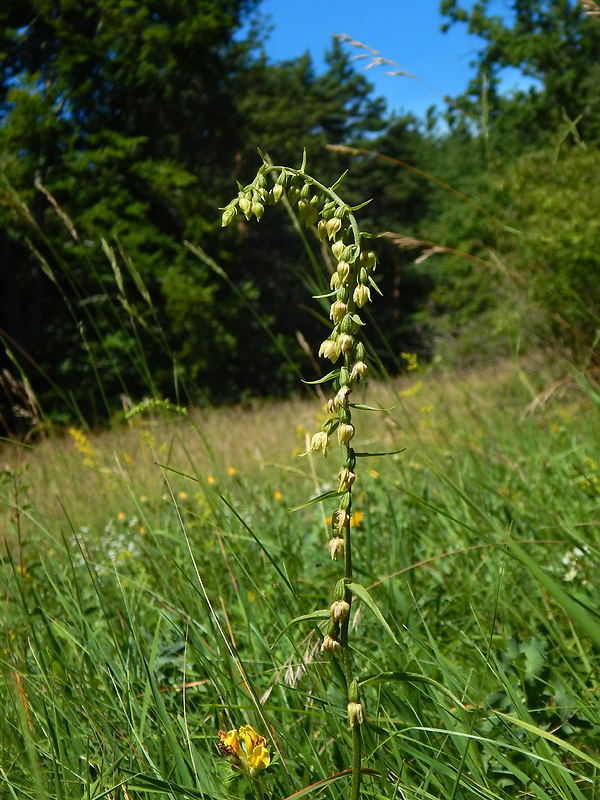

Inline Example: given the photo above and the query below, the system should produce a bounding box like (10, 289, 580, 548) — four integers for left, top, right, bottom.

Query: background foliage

(1, 0, 600, 433)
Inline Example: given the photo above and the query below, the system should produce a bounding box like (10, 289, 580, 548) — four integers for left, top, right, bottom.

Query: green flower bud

(334, 204, 348, 220)
(321, 417, 340, 435)
(318, 219, 329, 240)
(276, 171, 287, 187)
(338, 467, 356, 492)
(221, 205, 237, 227)
(330, 300, 347, 324)
(331, 600, 350, 623)
(336, 261, 351, 282)
(337, 333, 353, 353)
(333, 578, 347, 601)
(347, 701, 364, 728)
(328, 537, 345, 560)
(239, 195, 252, 217)
(327, 217, 342, 240)
(252, 200, 265, 220)
(321, 200, 336, 220)
(318, 338, 340, 362)
(339, 366, 350, 386)
(331, 240, 345, 259)
(255, 172, 267, 190)
(348, 678, 360, 704)
(337, 422, 355, 445)
(304, 206, 319, 227)
(360, 250, 377, 270)
(341, 244, 359, 263)
(297, 198, 309, 219)
(338, 407, 351, 425)
(333, 508, 350, 529)
(287, 178, 301, 206)
(310, 431, 328, 457)
(333, 385, 351, 409)
(354, 342, 366, 361)
(339, 489, 351, 509)
(340, 314, 353, 334)
(300, 182, 311, 201)
(272, 183, 284, 204)
(353, 284, 371, 308)
(336, 284, 349, 303)
(350, 361, 368, 381)
(344, 448, 356, 470)
(321, 634, 341, 656)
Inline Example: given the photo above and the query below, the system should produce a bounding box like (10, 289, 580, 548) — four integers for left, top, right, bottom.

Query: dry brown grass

(580, 1, 600, 19)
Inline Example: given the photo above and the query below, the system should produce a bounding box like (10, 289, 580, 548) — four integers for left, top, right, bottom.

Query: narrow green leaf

(359, 671, 467, 710)
(301, 369, 340, 385)
(270, 609, 331, 647)
(348, 582, 399, 644)
(284, 768, 379, 799)
(368, 274, 384, 296)
(300, 148, 307, 172)
(349, 403, 395, 412)
(493, 711, 600, 770)
(330, 170, 349, 192)
(289, 489, 341, 512)
(354, 449, 405, 457)
(349, 198, 373, 211)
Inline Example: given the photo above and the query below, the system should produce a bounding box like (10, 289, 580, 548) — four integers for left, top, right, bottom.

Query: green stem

(263, 165, 362, 247)
(351, 724, 362, 800)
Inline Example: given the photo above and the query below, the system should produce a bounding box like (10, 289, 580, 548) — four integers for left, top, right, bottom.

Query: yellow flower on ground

(274, 491, 283, 500)
(228, 466, 236, 476)
(117, 512, 126, 521)
(179, 491, 188, 500)
(207, 475, 216, 485)
(351, 510, 364, 527)
(239, 725, 271, 772)
(399, 379, 423, 398)
(219, 728, 242, 758)
(218, 724, 271, 776)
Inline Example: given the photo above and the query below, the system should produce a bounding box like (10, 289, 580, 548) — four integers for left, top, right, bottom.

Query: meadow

(2, 352, 600, 799)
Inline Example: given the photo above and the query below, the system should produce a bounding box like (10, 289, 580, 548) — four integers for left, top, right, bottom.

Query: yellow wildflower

(399, 380, 422, 398)
(274, 491, 283, 501)
(351, 510, 364, 527)
(207, 475, 216, 485)
(68, 427, 96, 468)
(228, 466, 236, 476)
(218, 725, 271, 776)
(401, 351, 418, 371)
(239, 725, 271, 772)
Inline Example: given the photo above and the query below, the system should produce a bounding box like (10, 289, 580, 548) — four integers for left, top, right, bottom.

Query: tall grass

(2, 144, 600, 798)
(2, 351, 600, 798)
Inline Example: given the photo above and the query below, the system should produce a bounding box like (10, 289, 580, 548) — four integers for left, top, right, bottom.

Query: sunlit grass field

(2, 356, 600, 799)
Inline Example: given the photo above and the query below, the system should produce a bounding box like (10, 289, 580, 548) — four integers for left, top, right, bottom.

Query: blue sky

(249, 0, 537, 120)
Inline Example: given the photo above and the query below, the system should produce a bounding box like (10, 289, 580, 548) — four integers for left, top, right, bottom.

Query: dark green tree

(440, 0, 600, 145)
(0, 0, 263, 424)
